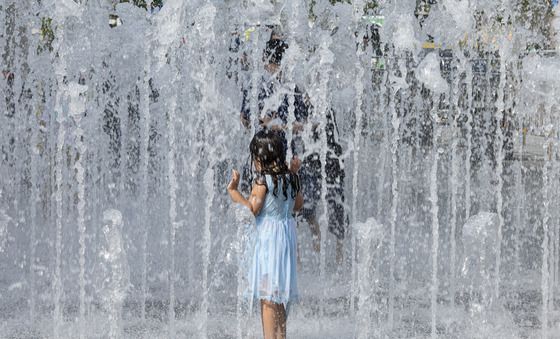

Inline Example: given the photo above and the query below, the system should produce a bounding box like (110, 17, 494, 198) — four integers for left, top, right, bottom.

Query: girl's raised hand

(289, 156, 301, 174)
(228, 169, 240, 191)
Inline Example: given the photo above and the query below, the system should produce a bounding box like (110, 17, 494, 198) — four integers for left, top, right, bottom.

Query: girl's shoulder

(261, 172, 293, 181)
(254, 173, 268, 186)
(256, 172, 296, 190)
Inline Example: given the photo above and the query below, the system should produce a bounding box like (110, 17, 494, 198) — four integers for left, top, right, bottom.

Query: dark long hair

(249, 129, 300, 199)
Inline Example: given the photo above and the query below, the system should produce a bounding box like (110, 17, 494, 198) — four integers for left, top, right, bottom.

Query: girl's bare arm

(227, 170, 267, 216)
(293, 192, 303, 212)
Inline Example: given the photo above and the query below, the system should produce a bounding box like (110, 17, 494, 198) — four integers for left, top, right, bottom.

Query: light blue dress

(246, 174, 299, 313)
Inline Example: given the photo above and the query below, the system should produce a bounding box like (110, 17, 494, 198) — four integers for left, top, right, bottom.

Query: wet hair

(263, 37, 288, 66)
(249, 129, 300, 199)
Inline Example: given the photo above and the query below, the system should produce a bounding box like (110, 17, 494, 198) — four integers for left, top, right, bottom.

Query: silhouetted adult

(240, 30, 347, 263)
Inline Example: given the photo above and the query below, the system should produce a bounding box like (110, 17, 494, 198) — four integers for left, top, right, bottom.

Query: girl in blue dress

(227, 129, 303, 339)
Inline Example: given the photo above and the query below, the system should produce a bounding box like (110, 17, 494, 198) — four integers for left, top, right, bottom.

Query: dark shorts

(299, 150, 347, 240)
(300, 152, 321, 221)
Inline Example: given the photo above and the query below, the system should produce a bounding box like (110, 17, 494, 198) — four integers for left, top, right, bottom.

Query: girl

(227, 129, 303, 339)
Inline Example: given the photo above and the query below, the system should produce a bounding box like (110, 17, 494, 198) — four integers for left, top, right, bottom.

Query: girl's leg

(261, 300, 277, 339)
(276, 303, 287, 339)
(261, 300, 287, 339)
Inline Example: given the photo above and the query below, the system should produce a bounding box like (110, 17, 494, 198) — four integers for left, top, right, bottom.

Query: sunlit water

(1, 0, 560, 338)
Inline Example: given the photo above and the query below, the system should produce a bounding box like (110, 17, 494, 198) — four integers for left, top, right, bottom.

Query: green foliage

(36, 0, 163, 53)
(364, 2, 379, 13)
(418, 0, 554, 50)
(38, 17, 55, 53)
(119, 0, 164, 10)
(328, 0, 378, 10)
(514, 0, 554, 50)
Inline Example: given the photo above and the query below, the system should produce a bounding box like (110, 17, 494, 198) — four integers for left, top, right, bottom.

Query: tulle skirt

(244, 215, 299, 313)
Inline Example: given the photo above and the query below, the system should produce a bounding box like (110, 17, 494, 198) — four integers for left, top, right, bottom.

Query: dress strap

(264, 174, 273, 190)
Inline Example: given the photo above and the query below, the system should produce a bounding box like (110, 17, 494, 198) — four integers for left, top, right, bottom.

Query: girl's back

(257, 174, 296, 222)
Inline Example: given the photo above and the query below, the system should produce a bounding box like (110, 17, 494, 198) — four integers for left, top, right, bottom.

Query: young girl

(227, 129, 303, 339)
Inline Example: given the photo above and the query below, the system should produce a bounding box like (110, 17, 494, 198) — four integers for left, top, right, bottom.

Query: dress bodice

(256, 174, 295, 221)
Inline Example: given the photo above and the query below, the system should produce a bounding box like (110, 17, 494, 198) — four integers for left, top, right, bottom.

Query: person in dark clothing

(239, 30, 347, 263)
(239, 34, 306, 132)
(295, 108, 347, 263)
